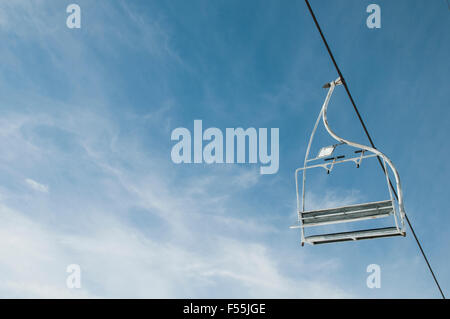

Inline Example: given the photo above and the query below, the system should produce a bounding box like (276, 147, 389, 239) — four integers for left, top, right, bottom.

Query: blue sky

(0, 0, 448, 298)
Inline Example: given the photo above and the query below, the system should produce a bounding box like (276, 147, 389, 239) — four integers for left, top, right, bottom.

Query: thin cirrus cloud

(0, 105, 351, 298)
(25, 178, 49, 193)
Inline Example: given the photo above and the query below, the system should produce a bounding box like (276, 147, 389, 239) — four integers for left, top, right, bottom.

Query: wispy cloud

(25, 178, 48, 193)
(0, 99, 351, 298)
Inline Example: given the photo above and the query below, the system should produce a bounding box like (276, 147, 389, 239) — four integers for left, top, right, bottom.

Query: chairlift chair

(291, 78, 406, 245)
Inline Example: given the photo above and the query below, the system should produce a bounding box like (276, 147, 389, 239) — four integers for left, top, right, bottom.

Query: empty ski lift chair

(291, 78, 406, 245)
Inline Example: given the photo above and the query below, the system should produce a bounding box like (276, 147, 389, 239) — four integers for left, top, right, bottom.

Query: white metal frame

(292, 78, 406, 245)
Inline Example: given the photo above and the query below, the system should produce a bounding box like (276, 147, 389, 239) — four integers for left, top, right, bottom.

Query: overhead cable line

(304, 0, 445, 299)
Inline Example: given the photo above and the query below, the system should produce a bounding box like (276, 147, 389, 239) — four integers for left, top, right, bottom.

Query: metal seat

(302, 200, 394, 227)
(304, 227, 405, 245)
(292, 78, 406, 246)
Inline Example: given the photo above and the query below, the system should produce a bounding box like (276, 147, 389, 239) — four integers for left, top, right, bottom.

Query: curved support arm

(322, 79, 405, 227)
(300, 107, 323, 212)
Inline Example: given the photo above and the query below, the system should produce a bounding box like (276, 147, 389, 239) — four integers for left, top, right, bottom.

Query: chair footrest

(301, 200, 394, 227)
(304, 227, 405, 245)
